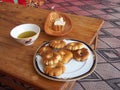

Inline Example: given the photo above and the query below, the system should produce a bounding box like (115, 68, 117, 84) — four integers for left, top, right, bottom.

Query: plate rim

(33, 39, 97, 81)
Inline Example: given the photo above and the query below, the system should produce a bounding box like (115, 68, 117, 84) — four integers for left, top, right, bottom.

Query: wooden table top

(0, 2, 104, 90)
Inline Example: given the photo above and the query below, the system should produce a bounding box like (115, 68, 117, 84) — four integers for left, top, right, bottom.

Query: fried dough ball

(42, 52, 62, 65)
(73, 48, 89, 61)
(49, 39, 66, 49)
(58, 49, 73, 64)
(44, 62, 65, 76)
(65, 42, 84, 51)
(38, 46, 53, 56)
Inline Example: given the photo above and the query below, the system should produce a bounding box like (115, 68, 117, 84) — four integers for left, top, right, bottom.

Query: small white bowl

(10, 24, 40, 46)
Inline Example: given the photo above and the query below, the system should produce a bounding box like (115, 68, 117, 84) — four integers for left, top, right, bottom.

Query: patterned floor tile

(83, 0, 100, 5)
(97, 14, 117, 20)
(100, 37, 120, 48)
(117, 2, 120, 6)
(96, 53, 107, 63)
(108, 2, 120, 8)
(88, 10, 107, 15)
(65, 6, 82, 11)
(50, 0, 65, 3)
(70, 2, 84, 6)
(97, 48, 120, 62)
(97, 39, 110, 48)
(98, 29, 112, 38)
(80, 81, 113, 90)
(110, 19, 120, 26)
(54, 7, 68, 12)
(86, 14, 99, 18)
(73, 82, 84, 90)
(111, 62, 120, 70)
(104, 28, 120, 36)
(106, 78, 120, 90)
(80, 4, 96, 10)
(92, 4, 107, 9)
(115, 48, 120, 53)
(60, 2, 73, 8)
(73, 10, 92, 16)
(117, 36, 120, 40)
(110, 0, 120, 3)
(95, 63, 120, 79)
(111, 13, 120, 18)
(102, 21, 116, 28)
(113, 7, 120, 12)
(102, 2, 118, 7)
(65, 0, 78, 1)
(78, 71, 102, 81)
(45, 3, 61, 9)
(97, 0, 112, 4)
(102, 8, 119, 13)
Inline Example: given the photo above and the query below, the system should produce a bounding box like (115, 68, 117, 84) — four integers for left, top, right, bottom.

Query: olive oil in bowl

(18, 31, 36, 38)
(10, 24, 40, 46)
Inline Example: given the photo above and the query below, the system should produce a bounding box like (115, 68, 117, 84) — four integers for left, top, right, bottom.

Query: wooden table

(0, 2, 104, 90)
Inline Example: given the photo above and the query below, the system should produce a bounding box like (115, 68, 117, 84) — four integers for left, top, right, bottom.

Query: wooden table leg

(90, 34, 98, 50)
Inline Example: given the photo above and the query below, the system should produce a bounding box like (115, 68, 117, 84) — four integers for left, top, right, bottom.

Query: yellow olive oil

(18, 31, 36, 38)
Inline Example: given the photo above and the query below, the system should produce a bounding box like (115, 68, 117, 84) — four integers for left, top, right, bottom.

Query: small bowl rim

(10, 23, 40, 40)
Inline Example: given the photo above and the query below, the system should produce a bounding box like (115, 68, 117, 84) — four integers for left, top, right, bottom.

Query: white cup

(10, 24, 40, 46)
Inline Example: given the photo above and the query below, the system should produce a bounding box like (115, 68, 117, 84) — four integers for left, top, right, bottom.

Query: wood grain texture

(0, 2, 104, 90)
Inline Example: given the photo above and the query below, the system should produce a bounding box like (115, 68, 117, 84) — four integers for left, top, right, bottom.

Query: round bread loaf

(38, 46, 53, 56)
(58, 49, 73, 64)
(73, 48, 89, 61)
(49, 39, 66, 49)
(65, 42, 84, 51)
(44, 62, 65, 76)
(42, 52, 62, 65)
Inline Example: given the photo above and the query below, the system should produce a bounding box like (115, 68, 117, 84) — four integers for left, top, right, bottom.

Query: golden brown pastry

(44, 62, 65, 76)
(73, 48, 89, 61)
(65, 42, 84, 51)
(58, 49, 73, 64)
(49, 39, 66, 49)
(42, 52, 62, 65)
(53, 17, 66, 31)
(38, 46, 53, 56)
(53, 25, 64, 31)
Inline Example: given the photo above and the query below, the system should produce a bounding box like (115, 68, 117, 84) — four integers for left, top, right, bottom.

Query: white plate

(33, 39, 96, 81)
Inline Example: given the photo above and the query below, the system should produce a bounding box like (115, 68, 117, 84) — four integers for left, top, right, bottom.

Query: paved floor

(0, 0, 120, 90)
